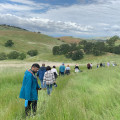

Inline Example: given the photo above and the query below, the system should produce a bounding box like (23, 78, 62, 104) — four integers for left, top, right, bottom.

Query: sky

(0, 0, 120, 38)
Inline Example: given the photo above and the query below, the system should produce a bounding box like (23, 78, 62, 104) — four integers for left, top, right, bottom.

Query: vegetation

(0, 25, 63, 61)
(53, 35, 120, 60)
(0, 52, 7, 60)
(7, 51, 20, 59)
(1, 63, 120, 120)
(18, 53, 26, 60)
(27, 50, 38, 57)
(5, 40, 14, 47)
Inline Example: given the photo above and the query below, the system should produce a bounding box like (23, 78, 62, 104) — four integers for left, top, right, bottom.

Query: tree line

(52, 35, 120, 60)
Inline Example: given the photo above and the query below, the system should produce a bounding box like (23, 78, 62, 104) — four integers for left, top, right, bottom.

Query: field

(1, 25, 120, 120)
(0, 61, 120, 120)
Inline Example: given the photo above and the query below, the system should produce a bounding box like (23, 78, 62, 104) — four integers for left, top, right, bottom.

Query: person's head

(42, 64, 45, 67)
(31, 63, 40, 73)
(67, 65, 69, 67)
(53, 66, 56, 68)
(46, 66, 51, 71)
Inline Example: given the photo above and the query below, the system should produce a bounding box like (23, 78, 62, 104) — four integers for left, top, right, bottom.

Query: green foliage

(106, 35, 119, 47)
(59, 44, 70, 54)
(71, 50, 84, 60)
(93, 42, 105, 56)
(79, 40, 87, 46)
(84, 42, 94, 54)
(7, 51, 20, 59)
(27, 50, 38, 56)
(18, 53, 26, 60)
(113, 45, 120, 54)
(5, 40, 14, 47)
(52, 46, 60, 55)
(0, 52, 7, 60)
(65, 51, 73, 58)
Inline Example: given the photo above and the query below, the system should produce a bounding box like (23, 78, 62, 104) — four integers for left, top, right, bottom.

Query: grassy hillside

(0, 25, 63, 60)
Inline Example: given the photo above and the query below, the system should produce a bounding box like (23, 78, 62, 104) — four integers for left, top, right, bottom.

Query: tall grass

(1, 65, 120, 120)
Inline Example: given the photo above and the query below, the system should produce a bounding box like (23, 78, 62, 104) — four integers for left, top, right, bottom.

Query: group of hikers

(87, 62, 117, 69)
(19, 63, 73, 116)
(19, 61, 117, 116)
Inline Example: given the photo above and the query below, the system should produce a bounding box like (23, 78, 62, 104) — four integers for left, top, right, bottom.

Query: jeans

(46, 84, 52, 95)
(40, 80, 46, 88)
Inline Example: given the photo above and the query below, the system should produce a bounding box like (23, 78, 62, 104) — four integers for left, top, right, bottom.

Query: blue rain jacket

(59, 65, 65, 72)
(19, 70, 40, 101)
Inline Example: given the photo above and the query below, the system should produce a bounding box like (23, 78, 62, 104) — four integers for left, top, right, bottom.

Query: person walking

(51, 66, 58, 79)
(51, 66, 58, 87)
(75, 64, 80, 72)
(19, 63, 41, 116)
(43, 66, 55, 95)
(37, 64, 46, 89)
(65, 65, 70, 75)
(90, 63, 92, 69)
(59, 63, 65, 76)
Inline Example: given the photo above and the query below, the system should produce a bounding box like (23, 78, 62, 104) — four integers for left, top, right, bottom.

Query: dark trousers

(59, 72, 64, 76)
(25, 100, 37, 116)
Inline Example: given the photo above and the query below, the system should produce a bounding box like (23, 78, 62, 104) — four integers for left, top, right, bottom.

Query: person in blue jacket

(37, 64, 46, 89)
(59, 63, 65, 76)
(19, 63, 41, 116)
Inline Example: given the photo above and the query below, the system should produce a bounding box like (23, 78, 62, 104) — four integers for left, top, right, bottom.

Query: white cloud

(0, 14, 94, 36)
(9, 0, 36, 5)
(0, 0, 120, 37)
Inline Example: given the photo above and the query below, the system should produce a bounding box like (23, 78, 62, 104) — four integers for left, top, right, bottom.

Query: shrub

(0, 52, 7, 60)
(7, 51, 20, 59)
(71, 50, 84, 60)
(65, 51, 73, 58)
(27, 50, 38, 56)
(5, 40, 14, 47)
(18, 53, 26, 60)
(59, 44, 70, 55)
(113, 45, 120, 54)
(52, 46, 60, 55)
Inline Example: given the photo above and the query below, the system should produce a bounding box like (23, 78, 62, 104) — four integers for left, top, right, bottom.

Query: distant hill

(56, 36, 84, 44)
(57, 36, 109, 44)
(0, 24, 28, 31)
(0, 24, 64, 61)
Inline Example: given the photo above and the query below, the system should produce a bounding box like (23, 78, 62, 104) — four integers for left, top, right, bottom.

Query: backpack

(54, 72, 58, 79)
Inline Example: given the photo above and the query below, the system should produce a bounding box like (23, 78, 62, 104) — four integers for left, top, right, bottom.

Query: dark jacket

(37, 66, 46, 80)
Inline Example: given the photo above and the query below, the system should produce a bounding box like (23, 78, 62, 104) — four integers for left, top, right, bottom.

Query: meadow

(1, 63, 120, 120)
(1, 25, 120, 120)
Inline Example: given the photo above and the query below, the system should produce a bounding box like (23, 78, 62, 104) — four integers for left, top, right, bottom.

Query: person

(102, 63, 105, 67)
(87, 63, 90, 69)
(65, 65, 70, 75)
(100, 63, 103, 67)
(43, 66, 55, 95)
(90, 63, 92, 69)
(51, 66, 58, 79)
(97, 64, 99, 68)
(59, 63, 65, 76)
(51, 66, 58, 87)
(107, 62, 110, 67)
(74, 64, 80, 72)
(19, 63, 41, 116)
(37, 64, 46, 89)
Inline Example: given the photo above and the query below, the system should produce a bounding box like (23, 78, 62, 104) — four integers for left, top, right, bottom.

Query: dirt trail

(0, 61, 77, 68)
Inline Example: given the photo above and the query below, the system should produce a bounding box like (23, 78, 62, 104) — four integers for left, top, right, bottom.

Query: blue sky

(0, 0, 120, 38)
